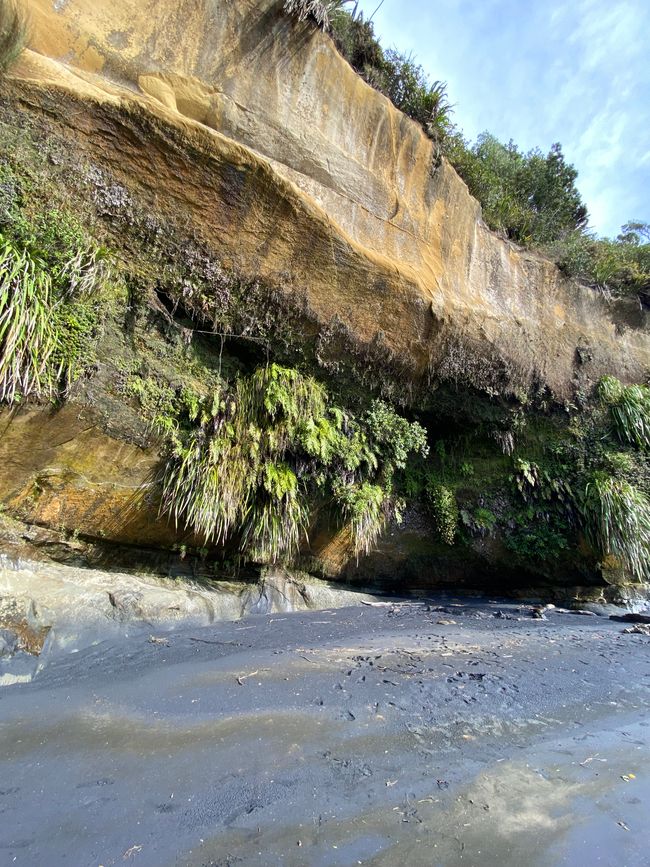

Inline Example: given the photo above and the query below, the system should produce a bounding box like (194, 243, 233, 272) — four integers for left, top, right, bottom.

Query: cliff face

(0, 0, 648, 599)
(15, 0, 649, 397)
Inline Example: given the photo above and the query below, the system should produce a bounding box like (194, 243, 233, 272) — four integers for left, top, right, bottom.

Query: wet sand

(1, 598, 649, 865)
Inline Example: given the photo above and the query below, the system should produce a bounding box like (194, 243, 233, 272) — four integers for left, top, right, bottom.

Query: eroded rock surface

(0, 555, 382, 665)
(14, 0, 650, 398)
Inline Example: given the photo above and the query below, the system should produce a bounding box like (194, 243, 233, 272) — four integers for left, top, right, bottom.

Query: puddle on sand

(179, 721, 650, 867)
(0, 706, 341, 761)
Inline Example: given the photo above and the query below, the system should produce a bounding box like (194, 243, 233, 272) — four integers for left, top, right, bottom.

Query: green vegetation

(599, 376, 650, 450)
(553, 222, 650, 299)
(0, 238, 56, 403)
(283, 0, 351, 31)
(581, 474, 650, 582)
(445, 134, 588, 246)
(334, 480, 387, 558)
(0, 0, 25, 74)
(0, 230, 105, 403)
(0, 163, 110, 405)
(330, 9, 453, 144)
(426, 482, 458, 545)
(502, 386, 650, 580)
(159, 364, 427, 564)
(2, 89, 647, 590)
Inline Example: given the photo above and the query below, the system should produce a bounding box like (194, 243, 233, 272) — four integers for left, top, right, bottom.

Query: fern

(160, 363, 428, 563)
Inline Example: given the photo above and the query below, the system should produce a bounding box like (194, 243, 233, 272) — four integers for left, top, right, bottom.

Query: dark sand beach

(1, 599, 649, 866)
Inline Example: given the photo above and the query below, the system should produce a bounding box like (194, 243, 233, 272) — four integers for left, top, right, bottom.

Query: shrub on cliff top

(0, 0, 26, 74)
(329, 10, 454, 143)
(445, 133, 588, 246)
(553, 222, 650, 299)
(283, 0, 351, 31)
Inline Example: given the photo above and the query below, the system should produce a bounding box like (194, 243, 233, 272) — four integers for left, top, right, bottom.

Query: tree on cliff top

(445, 133, 588, 246)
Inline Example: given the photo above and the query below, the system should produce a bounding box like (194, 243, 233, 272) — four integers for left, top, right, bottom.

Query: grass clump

(0, 203, 110, 404)
(581, 473, 650, 582)
(283, 0, 351, 31)
(0, 0, 26, 74)
(0, 237, 57, 402)
(599, 376, 650, 451)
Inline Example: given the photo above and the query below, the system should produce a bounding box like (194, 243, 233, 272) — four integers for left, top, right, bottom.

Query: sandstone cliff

(13, 0, 650, 396)
(0, 0, 648, 600)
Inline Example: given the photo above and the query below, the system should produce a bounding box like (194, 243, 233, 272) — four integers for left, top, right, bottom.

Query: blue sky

(353, 0, 649, 238)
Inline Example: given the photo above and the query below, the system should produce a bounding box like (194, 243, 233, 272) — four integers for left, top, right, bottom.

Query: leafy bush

(505, 515, 570, 561)
(460, 506, 496, 537)
(581, 473, 650, 581)
(364, 399, 429, 474)
(370, 51, 453, 142)
(553, 222, 650, 299)
(329, 7, 384, 70)
(0, 0, 26, 74)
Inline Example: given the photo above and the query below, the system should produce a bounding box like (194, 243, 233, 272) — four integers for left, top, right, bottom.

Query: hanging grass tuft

(238, 363, 328, 455)
(0, 237, 58, 403)
(160, 385, 254, 545)
(160, 363, 428, 564)
(598, 376, 650, 451)
(334, 481, 388, 558)
(241, 463, 308, 563)
(581, 472, 650, 581)
(0, 229, 108, 405)
(161, 369, 321, 561)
